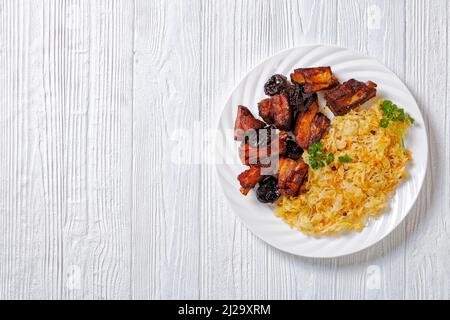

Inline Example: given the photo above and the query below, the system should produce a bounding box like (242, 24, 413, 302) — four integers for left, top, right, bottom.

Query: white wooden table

(0, 0, 448, 300)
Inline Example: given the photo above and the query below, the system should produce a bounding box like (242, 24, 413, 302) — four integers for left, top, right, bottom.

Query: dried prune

(303, 92, 318, 105)
(288, 84, 307, 114)
(256, 176, 281, 203)
(285, 138, 303, 160)
(264, 74, 288, 96)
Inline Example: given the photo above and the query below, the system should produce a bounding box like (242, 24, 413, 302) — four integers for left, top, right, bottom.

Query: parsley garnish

(326, 153, 335, 165)
(379, 100, 415, 128)
(338, 155, 352, 163)
(307, 143, 334, 170)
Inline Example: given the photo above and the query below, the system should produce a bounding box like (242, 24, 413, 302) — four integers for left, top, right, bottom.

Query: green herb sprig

(379, 100, 415, 128)
(307, 143, 334, 170)
(338, 155, 352, 163)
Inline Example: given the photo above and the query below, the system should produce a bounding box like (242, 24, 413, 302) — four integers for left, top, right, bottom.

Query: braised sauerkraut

(275, 101, 412, 235)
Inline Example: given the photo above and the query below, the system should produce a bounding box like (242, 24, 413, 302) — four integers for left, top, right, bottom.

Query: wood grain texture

(132, 0, 202, 299)
(404, 0, 449, 300)
(0, 0, 449, 300)
(0, 0, 39, 299)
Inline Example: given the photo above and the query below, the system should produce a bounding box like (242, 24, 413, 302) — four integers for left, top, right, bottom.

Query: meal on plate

(234, 67, 415, 236)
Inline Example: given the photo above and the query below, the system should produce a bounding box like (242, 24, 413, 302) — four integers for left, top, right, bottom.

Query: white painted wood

(0, 0, 448, 299)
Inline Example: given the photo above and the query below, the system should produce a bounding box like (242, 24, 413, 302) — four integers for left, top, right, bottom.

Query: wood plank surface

(0, 0, 448, 300)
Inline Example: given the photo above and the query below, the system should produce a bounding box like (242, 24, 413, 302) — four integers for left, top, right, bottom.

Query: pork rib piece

(324, 79, 377, 116)
(294, 98, 331, 149)
(234, 105, 266, 141)
(258, 93, 293, 131)
(290, 67, 339, 93)
(237, 166, 264, 196)
(278, 157, 309, 196)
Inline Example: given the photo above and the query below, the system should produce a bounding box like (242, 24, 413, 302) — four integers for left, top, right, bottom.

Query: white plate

(215, 45, 428, 258)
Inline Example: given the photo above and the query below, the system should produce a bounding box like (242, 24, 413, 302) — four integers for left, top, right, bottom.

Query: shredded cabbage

(275, 101, 412, 235)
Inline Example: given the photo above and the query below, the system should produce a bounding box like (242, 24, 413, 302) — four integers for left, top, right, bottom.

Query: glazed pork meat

(294, 98, 331, 149)
(239, 130, 288, 167)
(278, 157, 309, 196)
(290, 67, 339, 93)
(258, 93, 293, 131)
(310, 112, 331, 147)
(237, 166, 264, 196)
(325, 79, 377, 116)
(234, 105, 266, 141)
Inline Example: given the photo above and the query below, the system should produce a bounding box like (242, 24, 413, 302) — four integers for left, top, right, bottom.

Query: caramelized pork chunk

(234, 105, 266, 141)
(294, 98, 331, 149)
(258, 93, 293, 130)
(290, 67, 339, 93)
(310, 113, 331, 146)
(324, 79, 377, 116)
(239, 129, 288, 167)
(238, 166, 264, 195)
(278, 158, 309, 196)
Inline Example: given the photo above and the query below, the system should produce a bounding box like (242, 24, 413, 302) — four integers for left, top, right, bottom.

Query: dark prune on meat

(288, 84, 307, 114)
(256, 176, 281, 203)
(303, 92, 318, 105)
(285, 137, 303, 160)
(264, 74, 288, 96)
